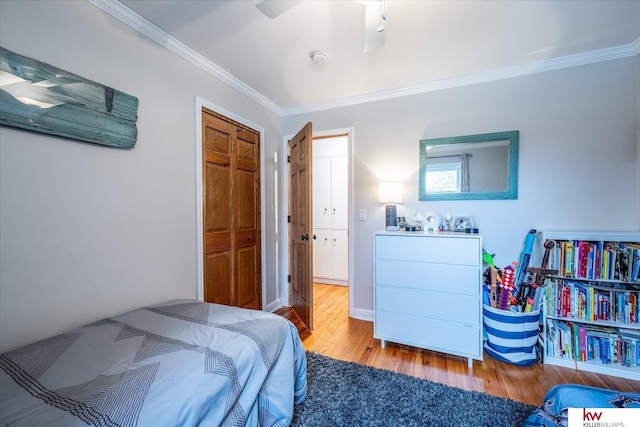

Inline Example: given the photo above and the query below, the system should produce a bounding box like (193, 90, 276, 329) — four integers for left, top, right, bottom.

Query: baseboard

(351, 308, 374, 322)
(265, 298, 284, 313)
(313, 278, 348, 286)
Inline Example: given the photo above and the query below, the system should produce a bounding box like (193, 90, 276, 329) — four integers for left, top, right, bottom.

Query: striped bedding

(0, 299, 307, 426)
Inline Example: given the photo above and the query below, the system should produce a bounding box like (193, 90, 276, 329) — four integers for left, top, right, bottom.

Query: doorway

(312, 135, 349, 287)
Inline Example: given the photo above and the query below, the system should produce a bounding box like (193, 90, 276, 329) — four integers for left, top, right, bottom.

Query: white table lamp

(379, 181, 403, 231)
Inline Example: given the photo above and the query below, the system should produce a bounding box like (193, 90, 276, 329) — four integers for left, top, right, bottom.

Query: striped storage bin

(483, 305, 540, 366)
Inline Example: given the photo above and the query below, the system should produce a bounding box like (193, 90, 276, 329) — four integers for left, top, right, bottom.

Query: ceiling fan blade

(255, 0, 301, 19)
(363, 1, 385, 52)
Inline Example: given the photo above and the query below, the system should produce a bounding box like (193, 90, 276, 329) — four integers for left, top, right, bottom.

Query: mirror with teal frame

(419, 130, 519, 201)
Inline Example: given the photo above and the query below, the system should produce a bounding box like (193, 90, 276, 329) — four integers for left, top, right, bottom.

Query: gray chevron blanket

(0, 299, 307, 426)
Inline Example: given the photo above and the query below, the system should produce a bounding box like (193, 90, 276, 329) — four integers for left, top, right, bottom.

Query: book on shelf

(546, 238, 640, 282)
(545, 278, 639, 325)
(619, 329, 640, 366)
(541, 233, 640, 378)
(545, 319, 639, 367)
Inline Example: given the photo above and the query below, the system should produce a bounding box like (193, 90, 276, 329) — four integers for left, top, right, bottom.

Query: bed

(0, 299, 307, 426)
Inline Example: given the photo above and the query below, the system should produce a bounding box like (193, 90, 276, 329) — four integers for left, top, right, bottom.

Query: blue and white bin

(482, 305, 540, 367)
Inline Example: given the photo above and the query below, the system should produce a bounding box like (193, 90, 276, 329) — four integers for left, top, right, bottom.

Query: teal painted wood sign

(0, 47, 138, 149)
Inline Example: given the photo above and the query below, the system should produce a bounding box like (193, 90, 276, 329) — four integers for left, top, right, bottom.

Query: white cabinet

(313, 154, 348, 285)
(538, 230, 640, 380)
(313, 229, 348, 281)
(374, 231, 483, 367)
(313, 228, 332, 279)
(313, 156, 348, 230)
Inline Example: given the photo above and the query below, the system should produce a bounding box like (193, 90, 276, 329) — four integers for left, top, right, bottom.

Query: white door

(312, 157, 332, 229)
(313, 228, 332, 279)
(331, 229, 349, 281)
(330, 156, 348, 230)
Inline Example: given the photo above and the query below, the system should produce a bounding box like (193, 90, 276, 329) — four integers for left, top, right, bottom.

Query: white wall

(0, 0, 283, 352)
(283, 58, 639, 318)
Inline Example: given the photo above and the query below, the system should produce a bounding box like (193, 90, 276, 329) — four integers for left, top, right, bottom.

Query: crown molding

(87, 0, 283, 116)
(282, 40, 640, 116)
(89, 1, 639, 119)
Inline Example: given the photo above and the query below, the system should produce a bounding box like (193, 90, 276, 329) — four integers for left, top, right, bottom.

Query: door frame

(280, 127, 355, 318)
(194, 97, 267, 307)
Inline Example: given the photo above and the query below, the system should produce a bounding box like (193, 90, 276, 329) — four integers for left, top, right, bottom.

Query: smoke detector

(309, 50, 328, 65)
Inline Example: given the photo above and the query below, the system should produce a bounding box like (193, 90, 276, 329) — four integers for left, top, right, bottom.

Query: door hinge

(288, 275, 291, 283)
(287, 155, 291, 163)
(288, 215, 291, 223)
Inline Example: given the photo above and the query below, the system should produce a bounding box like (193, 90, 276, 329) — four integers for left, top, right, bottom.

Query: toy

(514, 229, 537, 295)
(500, 262, 517, 309)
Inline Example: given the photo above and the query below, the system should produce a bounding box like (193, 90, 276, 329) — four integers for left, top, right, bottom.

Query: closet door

(202, 110, 261, 309)
(330, 156, 348, 230)
(203, 113, 233, 306)
(331, 229, 349, 281)
(234, 129, 261, 309)
(313, 157, 331, 229)
(313, 228, 331, 279)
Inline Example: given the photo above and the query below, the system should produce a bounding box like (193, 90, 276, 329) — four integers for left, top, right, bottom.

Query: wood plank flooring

(276, 283, 640, 407)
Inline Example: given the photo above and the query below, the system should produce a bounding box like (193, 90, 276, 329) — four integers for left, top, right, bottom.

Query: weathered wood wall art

(0, 47, 138, 149)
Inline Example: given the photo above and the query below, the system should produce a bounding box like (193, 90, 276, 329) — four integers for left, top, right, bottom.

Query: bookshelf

(538, 231, 640, 380)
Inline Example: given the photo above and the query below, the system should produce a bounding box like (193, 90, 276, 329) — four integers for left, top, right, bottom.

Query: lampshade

(378, 182, 403, 204)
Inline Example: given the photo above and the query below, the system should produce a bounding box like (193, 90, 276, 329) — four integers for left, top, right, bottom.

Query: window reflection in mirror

(419, 131, 518, 201)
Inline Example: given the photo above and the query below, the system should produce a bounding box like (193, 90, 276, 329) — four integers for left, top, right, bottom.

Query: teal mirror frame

(419, 130, 519, 201)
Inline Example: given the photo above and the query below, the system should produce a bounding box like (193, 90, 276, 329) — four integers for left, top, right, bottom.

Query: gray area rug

(291, 352, 536, 427)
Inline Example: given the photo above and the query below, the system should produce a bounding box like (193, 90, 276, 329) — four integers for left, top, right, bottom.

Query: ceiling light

(309, 50, 328, 65)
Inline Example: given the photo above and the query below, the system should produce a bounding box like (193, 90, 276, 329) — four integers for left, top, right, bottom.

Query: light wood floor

(277, 283, 640, 407)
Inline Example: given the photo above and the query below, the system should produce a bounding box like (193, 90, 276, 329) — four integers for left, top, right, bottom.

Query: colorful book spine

(564, 241, 574, 277)
(595, 241, 603, 279)
(579, 325, 587, 361)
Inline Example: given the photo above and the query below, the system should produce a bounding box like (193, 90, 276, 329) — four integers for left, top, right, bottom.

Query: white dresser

(374, 230, 483, 367)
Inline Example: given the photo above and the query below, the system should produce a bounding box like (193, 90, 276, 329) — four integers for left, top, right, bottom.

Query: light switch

(359, 209, 367, 221)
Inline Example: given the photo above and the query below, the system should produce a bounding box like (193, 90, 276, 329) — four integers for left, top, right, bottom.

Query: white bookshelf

(538, 230, 640, 381)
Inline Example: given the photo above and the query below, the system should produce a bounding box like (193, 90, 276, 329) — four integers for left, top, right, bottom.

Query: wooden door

(202, 109, 261, 309)
(289, 122, 313, 330)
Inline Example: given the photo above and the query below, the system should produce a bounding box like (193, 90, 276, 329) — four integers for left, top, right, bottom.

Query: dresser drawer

(376, 285, 479, 326)
(375, 235, 480, 266)
(375, 311, 481, 357)
(376, 259, 479, 296)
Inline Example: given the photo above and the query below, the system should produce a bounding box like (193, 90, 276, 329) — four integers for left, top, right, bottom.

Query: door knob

(301, 234, 309, 241)
(312, 235, 317, 240)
